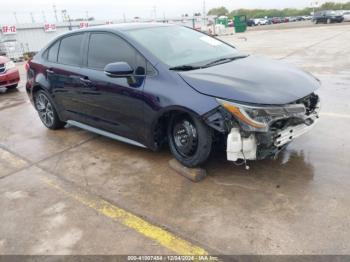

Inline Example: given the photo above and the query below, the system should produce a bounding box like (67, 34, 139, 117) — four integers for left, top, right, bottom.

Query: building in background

(0, 16, 217, 59)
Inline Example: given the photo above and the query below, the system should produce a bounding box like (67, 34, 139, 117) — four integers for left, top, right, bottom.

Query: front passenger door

(78, 33, 147, 142)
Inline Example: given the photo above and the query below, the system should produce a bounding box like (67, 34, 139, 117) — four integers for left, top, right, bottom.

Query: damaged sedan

(26, 23, 321, 168)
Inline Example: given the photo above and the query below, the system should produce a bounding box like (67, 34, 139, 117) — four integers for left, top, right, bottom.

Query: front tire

(168, 113, 212, 168)
(34, 90, 66, 130)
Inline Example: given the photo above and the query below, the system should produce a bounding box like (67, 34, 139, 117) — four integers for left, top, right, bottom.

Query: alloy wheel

(35, 93, 54, 127)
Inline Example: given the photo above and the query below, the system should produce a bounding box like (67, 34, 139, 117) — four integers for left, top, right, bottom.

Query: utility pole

(67, 14, 72, 30)
(42, 11, 47, 23)
(203, 0, 206, 17)
(53, 4, 59, 22)
(311, 1, 319, 15)
(202, 0, 206, 26)
(13, 12, 18, 24)
(152, 6, 157, 19)
(30, 12, 35, 23)
(62, 10, 67, 22)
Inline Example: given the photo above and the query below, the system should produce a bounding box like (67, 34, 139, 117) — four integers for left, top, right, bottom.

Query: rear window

(58, 34, 84, 66)
(326, 11, 336, 15)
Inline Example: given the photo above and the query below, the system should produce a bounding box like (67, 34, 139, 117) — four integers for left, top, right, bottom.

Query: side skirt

(67, 120, 147, 149)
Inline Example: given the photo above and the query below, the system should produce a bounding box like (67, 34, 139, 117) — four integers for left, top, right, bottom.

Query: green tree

(216, 1, 350, 19)
(320, 1, 350, 10)
(207, 7, 229, 16)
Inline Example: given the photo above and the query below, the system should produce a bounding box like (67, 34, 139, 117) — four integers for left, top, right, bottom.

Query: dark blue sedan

(26, 23, 321, 167)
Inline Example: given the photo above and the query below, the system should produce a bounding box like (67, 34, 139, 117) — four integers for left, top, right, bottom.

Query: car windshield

(126, 25, 241, 68)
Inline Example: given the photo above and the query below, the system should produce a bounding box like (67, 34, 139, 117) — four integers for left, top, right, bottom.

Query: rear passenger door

(78, 32, 147, 141)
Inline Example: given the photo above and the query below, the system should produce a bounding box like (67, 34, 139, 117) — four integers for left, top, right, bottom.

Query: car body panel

(343, 12, 350, 22)
(178, 55, 319, 105)
(0, 56, 20, 87)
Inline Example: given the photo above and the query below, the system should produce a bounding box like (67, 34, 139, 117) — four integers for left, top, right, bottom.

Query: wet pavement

(0, 24, 350, 255)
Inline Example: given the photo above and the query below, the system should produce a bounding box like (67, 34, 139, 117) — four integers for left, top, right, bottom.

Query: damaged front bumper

(226, 113, 318, 162)
(205, 92, 320, 162)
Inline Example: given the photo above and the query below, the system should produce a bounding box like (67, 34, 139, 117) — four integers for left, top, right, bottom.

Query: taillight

(24, 62, 30, 71)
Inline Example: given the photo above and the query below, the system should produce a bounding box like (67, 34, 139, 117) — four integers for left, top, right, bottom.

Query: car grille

(0, 63, 5, 74)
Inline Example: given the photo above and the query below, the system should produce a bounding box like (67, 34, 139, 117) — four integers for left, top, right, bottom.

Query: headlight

(5, 61, 16, 70)
(216, 98, 306, 132)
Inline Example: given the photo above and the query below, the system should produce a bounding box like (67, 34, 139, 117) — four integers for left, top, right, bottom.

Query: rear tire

(168, 113, 212, 168)
(34, 90, 66, 130)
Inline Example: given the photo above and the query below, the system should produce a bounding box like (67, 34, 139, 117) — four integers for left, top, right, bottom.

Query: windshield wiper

(202, 55, 249, 68)
(169, 65, 201, 71)
(169, 55, 248, 71)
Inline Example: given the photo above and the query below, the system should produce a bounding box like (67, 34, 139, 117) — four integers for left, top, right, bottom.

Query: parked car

(343, 11, 350, 22)
(246, 19, 256, 27)
(303, 15, 313, 20)
(312, 10, 344, 24)
(254, 18, 269, 25)
(26, 24, 321, 167)
(0, 55, 20, 89)
(271, 17, 282, 24)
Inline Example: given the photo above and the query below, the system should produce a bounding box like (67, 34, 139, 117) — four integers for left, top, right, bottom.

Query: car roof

(78, 22, 173, 33)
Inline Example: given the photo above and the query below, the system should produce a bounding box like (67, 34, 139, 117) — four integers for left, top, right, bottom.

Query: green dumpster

(216, 16, 229, 28)
(234, 15, 247, 33)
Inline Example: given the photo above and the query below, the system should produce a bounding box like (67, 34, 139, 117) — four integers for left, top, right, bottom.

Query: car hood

(178, 55, 320, 105)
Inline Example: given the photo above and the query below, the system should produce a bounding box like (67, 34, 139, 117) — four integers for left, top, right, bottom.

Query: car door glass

(87, 33, 146, 75)
(58, 34, 84, 66)
(47, 40, 60, 63)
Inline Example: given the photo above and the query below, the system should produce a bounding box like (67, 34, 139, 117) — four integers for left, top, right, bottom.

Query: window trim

(56, 33, 86, 67)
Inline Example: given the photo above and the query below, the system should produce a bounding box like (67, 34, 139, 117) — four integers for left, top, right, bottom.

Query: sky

(0, 0, 346, 24)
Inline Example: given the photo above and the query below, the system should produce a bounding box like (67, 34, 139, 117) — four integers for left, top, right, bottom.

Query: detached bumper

(227, 114, 319, 162)
(0, 69, 20, 88)
(274, 117, 318, 147)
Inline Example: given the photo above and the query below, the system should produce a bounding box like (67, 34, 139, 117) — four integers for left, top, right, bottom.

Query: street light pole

(13, 12, 18, 24)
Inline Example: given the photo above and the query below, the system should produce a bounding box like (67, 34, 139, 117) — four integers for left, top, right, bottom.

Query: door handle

(80, 77, 92, 84)
(46, 69, 54, 74)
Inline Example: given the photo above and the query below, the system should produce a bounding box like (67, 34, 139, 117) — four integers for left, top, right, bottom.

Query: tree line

(207, 2, 350, 18)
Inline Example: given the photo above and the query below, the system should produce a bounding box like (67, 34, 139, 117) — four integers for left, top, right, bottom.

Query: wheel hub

(173, 119, 198, 157)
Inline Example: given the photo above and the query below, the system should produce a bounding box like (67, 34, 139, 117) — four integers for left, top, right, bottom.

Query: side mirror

(104, 62, 134, 77)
